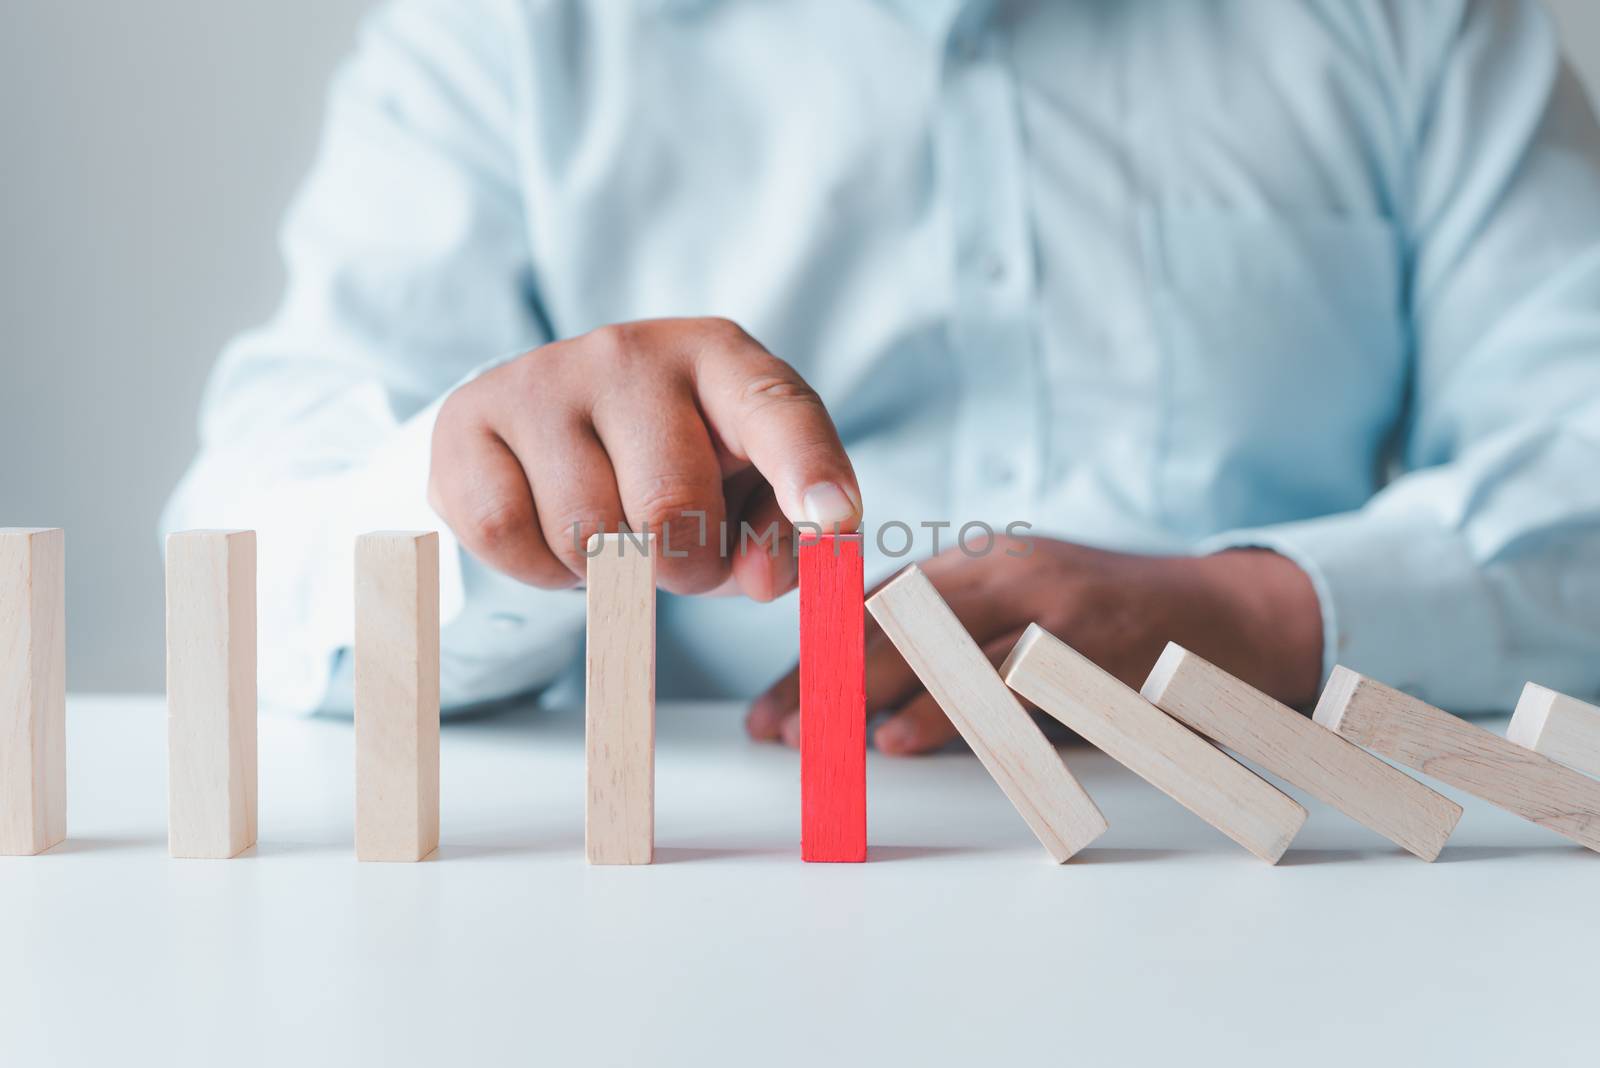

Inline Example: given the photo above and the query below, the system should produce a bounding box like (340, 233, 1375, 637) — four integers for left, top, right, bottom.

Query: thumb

(689, 323, 863, 532)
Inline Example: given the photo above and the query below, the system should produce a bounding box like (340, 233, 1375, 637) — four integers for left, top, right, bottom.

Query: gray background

(5, 1, 1600, 693)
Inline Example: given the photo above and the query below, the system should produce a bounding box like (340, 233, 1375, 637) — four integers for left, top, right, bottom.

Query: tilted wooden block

(1003, 626, 1306, 864)
(0, 528, 66, 855)
(1315, 667, 1600, 852)
(586, 533, 655, 865)
(799, 532, 866, 863)
(355, 531, 441, 862)
(1141, 644, 1460, 861)
(865, 567, 1107, 862)
(1507, 683, 1600, 779)
(166, 530, 258, 859)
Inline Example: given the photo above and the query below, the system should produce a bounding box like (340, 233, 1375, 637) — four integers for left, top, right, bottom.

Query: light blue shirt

(165, 0, 1600, 716)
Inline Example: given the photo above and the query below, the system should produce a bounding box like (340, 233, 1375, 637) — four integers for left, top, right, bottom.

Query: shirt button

(981, 253, 1008, 284)
(953, 35, 980, 63)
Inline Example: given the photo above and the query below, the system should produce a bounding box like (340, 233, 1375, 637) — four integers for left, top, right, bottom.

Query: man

(165, 0, 1600, 755)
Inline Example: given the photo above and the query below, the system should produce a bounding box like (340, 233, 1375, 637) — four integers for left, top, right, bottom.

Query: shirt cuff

(1196, 506, 1502, 710)
(315, 353, 592, 714)
(332, 353, 520, 630)
(337, 391, 467, 625)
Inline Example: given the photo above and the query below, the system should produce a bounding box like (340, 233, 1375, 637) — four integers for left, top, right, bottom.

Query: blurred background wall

(4, 0, 1600, 693)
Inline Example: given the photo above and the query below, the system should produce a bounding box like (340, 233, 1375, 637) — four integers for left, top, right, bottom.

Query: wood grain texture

(865, 567, 1107, 862)
(354, 532, 441, 862)
(1141, 644, 1460, 861)
(586, 533, 655, 865)
(1003, 626, 1305, 863)
(799, 533, 866, 862)
(1315, 667, 1600, 852)
(1507, 683, 1600, 778)
(0, 528, 66, 855)
(166, 530, 258, 859)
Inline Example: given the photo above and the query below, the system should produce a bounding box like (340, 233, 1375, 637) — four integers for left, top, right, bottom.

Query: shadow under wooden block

(1314, 667, 1600, 853)
(355, 531, 441, 863)
(1141, 643, 1460, 861)
(865, 566, 1107, 864)
(1507, 682, 1600, 779)
(585, 532, 655, 865)
(166, 530, 258, 860)
(1002, 625, 1305, 864)
(0, 528, 66, 856)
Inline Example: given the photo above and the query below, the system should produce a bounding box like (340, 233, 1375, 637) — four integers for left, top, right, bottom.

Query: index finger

(688, 322, 863, 533)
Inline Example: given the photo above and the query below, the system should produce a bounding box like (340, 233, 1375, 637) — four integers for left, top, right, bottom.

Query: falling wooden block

(1002, 625, 1306, 863)
(799, 532, 866, 863)
(166, 530, 258, 859)
(1141, 644, 1460, 861)
(0, 528, 66, 856)
(1507, 683, 1600, 779)
(865, 566, 1107, 862)
(355, 531, 440, 862)
(1315, 667, 1600, 852)
(586, 532, 655, 865)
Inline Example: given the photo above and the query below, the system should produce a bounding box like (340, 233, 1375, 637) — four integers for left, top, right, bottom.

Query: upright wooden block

(1003, 626, 1306, 863)
(865, 566, 1107, 862)
(1507, 683, 1600, 778)
(166, 530, 258, 859)
(799, 532, 866, 863)
(0, 528, 66, 855)
(1141, 644, 1460, 860)
(586, 533, 655, 865)
(355, 531, 440, 862)
(1315, 667, 1600, 853)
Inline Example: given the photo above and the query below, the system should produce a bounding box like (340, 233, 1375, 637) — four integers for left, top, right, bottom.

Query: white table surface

(4, 695, 1598, 1068)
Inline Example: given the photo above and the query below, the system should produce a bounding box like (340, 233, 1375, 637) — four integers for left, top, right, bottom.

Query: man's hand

(429, 318, 862, 600)
(747, 537, 1323, 755)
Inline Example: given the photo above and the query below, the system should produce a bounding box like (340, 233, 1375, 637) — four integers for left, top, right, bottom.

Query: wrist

(1183, 549, 1324, 707)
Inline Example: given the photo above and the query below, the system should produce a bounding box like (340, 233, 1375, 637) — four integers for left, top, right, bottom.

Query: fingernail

(801, 482, 858, 529)
(876, 718, 917, 755)
(780, 713, 802, 748)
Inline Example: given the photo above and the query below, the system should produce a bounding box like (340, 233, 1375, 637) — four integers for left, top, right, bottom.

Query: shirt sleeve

(161, 0, 584, 715)
(1201, 0, 1600, 712)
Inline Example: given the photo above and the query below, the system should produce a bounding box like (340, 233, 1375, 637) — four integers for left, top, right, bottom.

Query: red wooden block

(799, 532, 867, 862)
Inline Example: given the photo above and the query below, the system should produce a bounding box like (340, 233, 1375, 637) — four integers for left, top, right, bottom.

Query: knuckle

(696, 316, 752, 346)
(461, 494, 533, 556)
(738, 369, 821, 412)
(544, 510, 612, 559)
(582, 322, 642, 369)
(517, 339, 578, 384)
(435, 381, 483, 434)
(628, 476, 714, 533)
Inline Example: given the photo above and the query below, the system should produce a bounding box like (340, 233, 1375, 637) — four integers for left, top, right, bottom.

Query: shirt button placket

(937, 14, 1039, 527)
